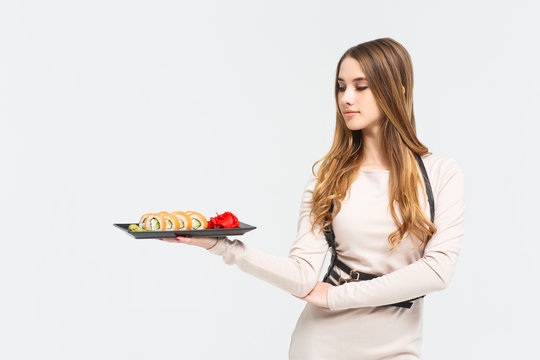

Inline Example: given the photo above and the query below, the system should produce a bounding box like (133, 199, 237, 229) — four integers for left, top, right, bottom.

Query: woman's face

(337, 57, 384, 132)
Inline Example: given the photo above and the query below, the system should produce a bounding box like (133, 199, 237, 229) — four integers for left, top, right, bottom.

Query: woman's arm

(175, 174, 330, 298)
(327, 158, 466, 310)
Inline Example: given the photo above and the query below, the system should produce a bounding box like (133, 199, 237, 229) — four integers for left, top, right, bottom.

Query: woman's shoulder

(301, 159, 328, 194)
(304, 161, 321, 188)
(421, 152, 463, 172)
(421, 152, 464, 194)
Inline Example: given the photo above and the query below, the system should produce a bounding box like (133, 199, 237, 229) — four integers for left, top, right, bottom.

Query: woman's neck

(359, 131, 390, 170)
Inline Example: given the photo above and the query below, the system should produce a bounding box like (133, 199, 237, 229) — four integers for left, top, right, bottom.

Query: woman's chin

(345, 118, 381, 132)
(345, 122, 365, 131)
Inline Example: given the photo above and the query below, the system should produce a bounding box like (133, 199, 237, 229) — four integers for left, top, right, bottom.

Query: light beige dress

(208, 153, 465, 359)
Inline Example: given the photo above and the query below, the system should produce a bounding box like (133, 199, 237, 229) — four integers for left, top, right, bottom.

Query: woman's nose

(341, 88, 355, 105)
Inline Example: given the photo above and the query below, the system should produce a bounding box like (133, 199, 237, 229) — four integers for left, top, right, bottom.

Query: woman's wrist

(206, 236, 227, 250)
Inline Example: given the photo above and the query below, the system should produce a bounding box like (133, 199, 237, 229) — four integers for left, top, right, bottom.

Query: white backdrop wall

(1, 0, 538, 359)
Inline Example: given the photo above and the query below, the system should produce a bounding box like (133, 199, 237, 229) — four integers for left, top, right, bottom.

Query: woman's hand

(159, 236, 219, 250)
(294, 281, 331, 309)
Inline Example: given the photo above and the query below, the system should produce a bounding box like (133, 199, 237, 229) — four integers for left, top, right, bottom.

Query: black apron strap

(321, 153, 434, 309)
(415, 153, 435, 223)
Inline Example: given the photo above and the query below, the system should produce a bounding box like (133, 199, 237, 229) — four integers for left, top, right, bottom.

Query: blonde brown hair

(310, 37, 436, 249)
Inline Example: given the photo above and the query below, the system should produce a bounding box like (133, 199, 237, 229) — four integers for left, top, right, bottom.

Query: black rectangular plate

(114, 222, 256, 239)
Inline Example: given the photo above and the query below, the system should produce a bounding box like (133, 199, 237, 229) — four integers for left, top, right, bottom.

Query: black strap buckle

(349, 269, 361, 281)
(337, 270, 362, 285)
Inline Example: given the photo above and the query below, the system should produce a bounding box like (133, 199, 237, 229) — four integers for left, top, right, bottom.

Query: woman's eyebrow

(337, 77, 367, 82)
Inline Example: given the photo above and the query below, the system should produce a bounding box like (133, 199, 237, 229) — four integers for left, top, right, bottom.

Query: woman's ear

(402, 85, 406, 95)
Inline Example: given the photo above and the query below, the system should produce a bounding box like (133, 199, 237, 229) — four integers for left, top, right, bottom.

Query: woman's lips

(343, 111, 359, 117)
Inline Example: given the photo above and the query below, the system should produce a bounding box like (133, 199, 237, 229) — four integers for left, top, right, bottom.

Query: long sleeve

(327, 158, 466, 310)
(207, 174, 329, 297)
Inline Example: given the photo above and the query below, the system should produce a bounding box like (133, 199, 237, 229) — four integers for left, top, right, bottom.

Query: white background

(1, 0, 539, 359)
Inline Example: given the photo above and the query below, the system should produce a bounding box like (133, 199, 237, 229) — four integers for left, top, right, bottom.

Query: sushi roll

(138, 213, 152, 230)
(171, 211, 192, 230)
(159, 211, 180, 231)
(186, 211, 208, 230)
(147, 213, 166, 231)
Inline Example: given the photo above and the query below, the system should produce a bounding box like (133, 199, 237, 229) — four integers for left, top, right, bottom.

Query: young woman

(161, 37, 465, 359)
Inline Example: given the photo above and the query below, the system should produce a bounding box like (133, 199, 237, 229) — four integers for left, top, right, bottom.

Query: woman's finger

(175, 236, 192, 244)
(156, 236, 219, 250)
(176, 236, 219, 250)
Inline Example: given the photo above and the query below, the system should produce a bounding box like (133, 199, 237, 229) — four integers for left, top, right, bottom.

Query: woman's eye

(337, 86, 368, 92)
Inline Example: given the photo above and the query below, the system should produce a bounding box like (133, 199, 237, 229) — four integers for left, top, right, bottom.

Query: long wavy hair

(310, 37, 437, 249)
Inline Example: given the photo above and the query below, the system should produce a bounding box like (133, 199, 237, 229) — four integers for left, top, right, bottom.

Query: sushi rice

(160, 211, 180, 231)
(147, 213, 166, 231)
(186, 211, 207, 230)
(138, 213, 152, 230)
(171, 211, 192, 230)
